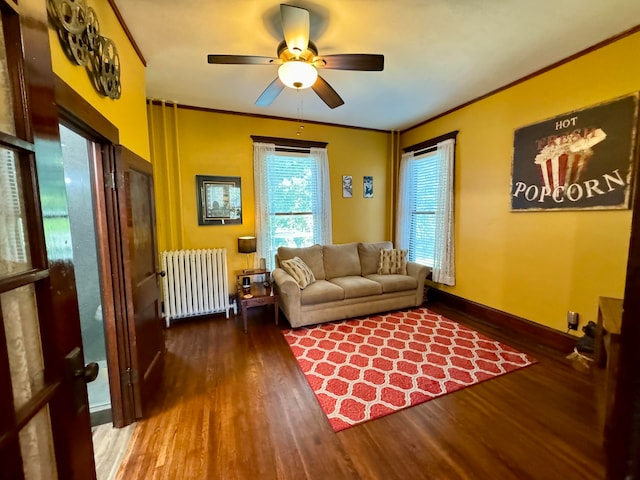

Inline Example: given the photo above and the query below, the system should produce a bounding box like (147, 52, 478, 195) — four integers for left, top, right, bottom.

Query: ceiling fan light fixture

(278, 61, 318, 89)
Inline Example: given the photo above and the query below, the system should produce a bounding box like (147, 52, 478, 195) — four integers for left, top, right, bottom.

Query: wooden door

(0, 0, 95, 478)
(115, 146, 165, 418)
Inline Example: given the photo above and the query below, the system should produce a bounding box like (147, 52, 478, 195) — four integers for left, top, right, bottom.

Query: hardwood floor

(93, 423, 135, 480)
(116, 303, 605, 479)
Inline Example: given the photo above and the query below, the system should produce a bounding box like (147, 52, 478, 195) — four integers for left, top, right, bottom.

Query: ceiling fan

(207, 4, 384, 109)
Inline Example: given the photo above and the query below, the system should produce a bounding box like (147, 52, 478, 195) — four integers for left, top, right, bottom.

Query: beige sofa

(272, 241, 431, 328)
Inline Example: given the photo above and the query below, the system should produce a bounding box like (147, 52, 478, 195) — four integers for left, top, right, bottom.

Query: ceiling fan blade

(316, 54, 384, 71)
(207, 55, 277, 65)
(280, 4, 309, 57)
(312, 75, 344, 109)
(255, 77, 286, 106)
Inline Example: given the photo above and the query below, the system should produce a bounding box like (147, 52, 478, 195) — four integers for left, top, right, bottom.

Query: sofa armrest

(272, 267, 301, 323)
(407, 262, 431, 305)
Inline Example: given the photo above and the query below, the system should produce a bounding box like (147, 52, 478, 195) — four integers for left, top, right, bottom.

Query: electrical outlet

(567, 311, 579, 330)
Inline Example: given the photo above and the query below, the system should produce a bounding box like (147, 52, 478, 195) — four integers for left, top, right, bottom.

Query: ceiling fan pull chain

(296, 89, 305, 136)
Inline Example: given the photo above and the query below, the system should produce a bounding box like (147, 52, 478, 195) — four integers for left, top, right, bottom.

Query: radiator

(161, 248, 230, 326)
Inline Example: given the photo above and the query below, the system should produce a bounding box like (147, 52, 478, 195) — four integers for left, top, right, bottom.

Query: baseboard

(428, 288, 576, 353)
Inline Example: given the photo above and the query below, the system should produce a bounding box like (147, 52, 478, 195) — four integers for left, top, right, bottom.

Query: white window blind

(407, 151, 440, 266)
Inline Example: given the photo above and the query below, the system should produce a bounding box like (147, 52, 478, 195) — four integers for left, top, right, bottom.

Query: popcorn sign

(510, 94, 638, 211)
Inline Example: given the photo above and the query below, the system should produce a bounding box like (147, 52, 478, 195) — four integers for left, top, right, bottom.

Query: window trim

(403, 130, 459, 154)
(250, 135, 328, 150)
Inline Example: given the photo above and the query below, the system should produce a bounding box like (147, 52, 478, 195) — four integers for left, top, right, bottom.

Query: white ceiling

(113, 0, 640, 131)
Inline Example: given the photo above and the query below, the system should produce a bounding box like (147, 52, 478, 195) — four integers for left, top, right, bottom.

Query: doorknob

(65, 347, 99, 415)
(75, 362, 99, 383)
(157, 270, 166, 277)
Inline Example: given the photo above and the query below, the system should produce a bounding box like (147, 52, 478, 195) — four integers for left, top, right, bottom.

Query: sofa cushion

(377, 249, 408, 275)
(280, 256, 315, 289)
(358, 241, 393, 275)
(328, 276, 383, 299)
(278, 244, 325, 280)
(323, 243, 361, 279)
(366, 274, 417, 293)
(300, 280, 345, 306)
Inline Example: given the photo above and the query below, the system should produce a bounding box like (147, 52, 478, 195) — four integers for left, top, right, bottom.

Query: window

(403, 151, 440, 266)
(397, 133, 457, 285)
(253, 139, 332, 269)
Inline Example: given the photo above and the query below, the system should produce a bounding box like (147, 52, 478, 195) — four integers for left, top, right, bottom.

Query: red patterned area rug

(282, 307, 536, 432)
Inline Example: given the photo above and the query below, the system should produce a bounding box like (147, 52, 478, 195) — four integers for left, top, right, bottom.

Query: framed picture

(342, 175, 353, 197)
(363, 176, 373, 198)
(196, 175, 242, 225)
(511, 93, 639, 211)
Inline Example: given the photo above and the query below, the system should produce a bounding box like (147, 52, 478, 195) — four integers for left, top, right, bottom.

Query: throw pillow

(281, 256, 316, 289)
(358, 241, 393, 275)
(377, 249, 408, 275)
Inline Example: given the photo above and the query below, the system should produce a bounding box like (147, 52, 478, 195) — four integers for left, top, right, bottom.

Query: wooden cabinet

(594, 296, 623, 449)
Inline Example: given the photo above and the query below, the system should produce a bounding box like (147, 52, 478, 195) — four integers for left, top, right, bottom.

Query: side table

(237, 282, 279, 333)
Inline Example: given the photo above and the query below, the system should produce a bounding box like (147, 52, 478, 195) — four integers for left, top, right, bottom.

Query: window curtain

(396, 151, 413, 252)
(432, 138, 455, 285)
(253, 142, 276, 269)
(311, 146, 333, 246)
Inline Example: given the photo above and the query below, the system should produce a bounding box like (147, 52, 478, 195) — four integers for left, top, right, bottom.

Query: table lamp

(238, 236, 257, 273)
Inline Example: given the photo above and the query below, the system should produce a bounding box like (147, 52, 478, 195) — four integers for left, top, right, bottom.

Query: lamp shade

(278, 61, 318, 89)
(238, 236, 257, 254)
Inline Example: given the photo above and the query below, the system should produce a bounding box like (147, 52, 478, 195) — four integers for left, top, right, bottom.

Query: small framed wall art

(363, 176, 373, 198)
(196, 175, 242, 225)
(342, 175, 353, 197)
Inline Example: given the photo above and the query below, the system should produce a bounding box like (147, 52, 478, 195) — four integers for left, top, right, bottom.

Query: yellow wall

(48, 1, 150, 160)
(400, 32, 640, 333)
(148, 104, 391, 281)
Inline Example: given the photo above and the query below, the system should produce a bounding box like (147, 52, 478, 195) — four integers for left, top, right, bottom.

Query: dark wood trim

(3, 3, 31, 143)
(54, 75, 119, 144)
(403, 130, 459, 153)
(106, 0, 147, 67)
(608, 103, 640, 478)
(113, 144, 139, 417)
(0, 269, 49, 294)
(429, 288, 576, 353)
(402, 24, 640, 134)
(0, 131, 35, 152)
(91, 144, 132, 428)
(250, 135, 328, 149)
(149, 100, 389, 134)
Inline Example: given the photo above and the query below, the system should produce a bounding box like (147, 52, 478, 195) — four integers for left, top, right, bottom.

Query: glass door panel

(0, 8, 16, 135)
(0, 147, 33, 277)
(1, 284, 44, 409)
(19, 407, 58, 480)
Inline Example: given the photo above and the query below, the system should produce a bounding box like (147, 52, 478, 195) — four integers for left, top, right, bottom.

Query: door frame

(54, 77, 137, 427)
(609, 117, 640, 477)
